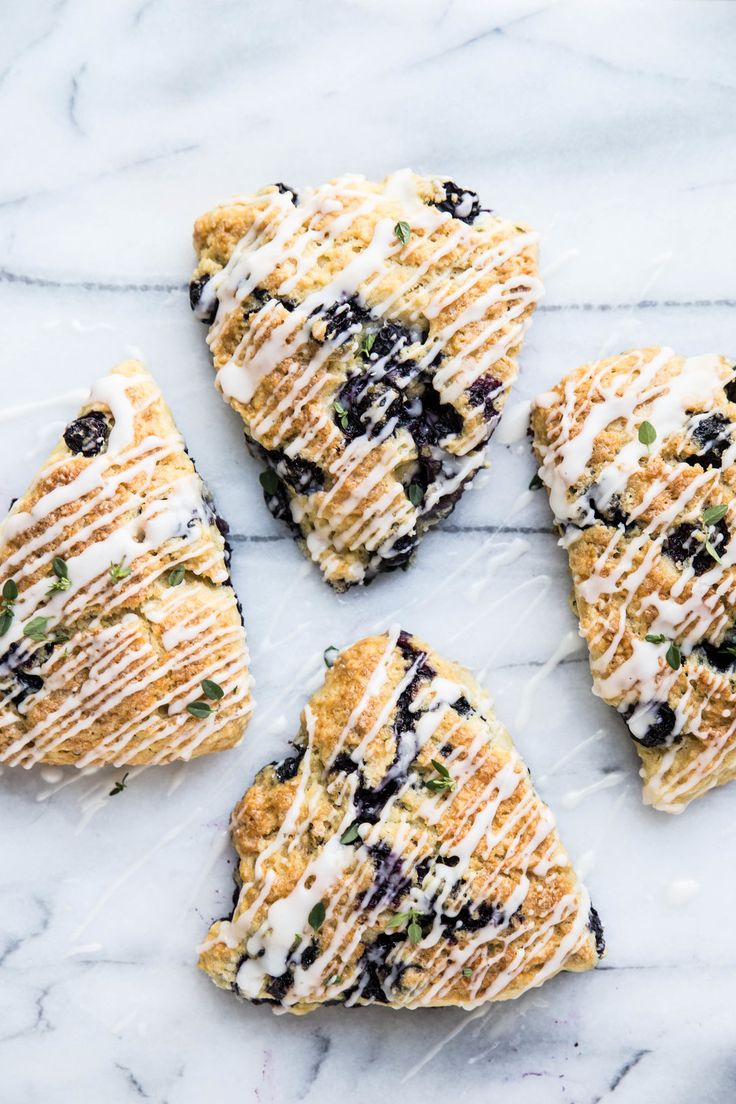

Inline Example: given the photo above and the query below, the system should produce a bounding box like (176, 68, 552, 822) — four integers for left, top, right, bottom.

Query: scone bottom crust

(0, 361, 253, 768)
(531, 346, 736, 812)
(190, 171, 542, 589)
(198, 629, 602, 1013)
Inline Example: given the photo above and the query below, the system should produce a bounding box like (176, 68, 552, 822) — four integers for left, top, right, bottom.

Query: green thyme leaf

(703, 504, 728, 527)
(324, 645, 339, 668)
(186, 700, 212, 718)
(48, 575, 71, 593)
(52, 557, 69, 580)
(394, 221, 411, 246)
(109, 558, 131, 582)
(638, 420, 656, 449)
(705, 539, 722, 564)
(426, 759, 455, 793)
(719, 644, 736, 661)
(666, 642, 682, 671)
(407, 918, 422, 945)
(109, 772, 129, 797)
(308, 901, 326, 931)
(327, 973, 343, 985)
(0, 610, 12, 636)
(462, 967, 473, 977)
(168, 566, 185, 587)
(340, 822, 360, 845)
(292, 933, 302, 947)
(2, 579, 18, 602)
(360, 331, 377, 357)
(407, 483, 424, 507)
(202, 678, 224, 700)
(259, 469, 279, 495)
(333, 400, 350, 430)
(430, 758, 452, 779)
(529, 473, 543, 490)
(645, 633, 666, 644)
(23, 616, 48, 642)
(386, 911, 410, 930)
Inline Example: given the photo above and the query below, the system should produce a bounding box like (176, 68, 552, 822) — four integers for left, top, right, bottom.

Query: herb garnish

(186, 700, 212, 718)
(109, 772, 129, 796)
(109, 558, 131, 582)
(386, 908, 422, 945)
(645, 633, 682, 670)
(202, 678, 224, 700)
(425, 758, 456, 793)
(333, 400, 350, 431)
(340, 822, 360, 845)
(308, 901, 326, 931)
(259, 469, 279, 495)
(407, 483, 424, 507)
(168, 566, 185, 587)
(394, 221, 411, 246)
(24, 616, 49, 642)
(0, 579, 17, 636)
(324, 645, 339, 668)
(48, 557, 71, 593)
(704, 538, 722, 564)
(703, 504, 728, 527)
(360, 332, 377, 358)
(638, 420, 656, 451)
(462, 967, 473, 977)
(327, 973, 343, 985)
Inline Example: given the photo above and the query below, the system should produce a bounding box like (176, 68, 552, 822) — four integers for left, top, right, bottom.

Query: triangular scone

(190, 171, 541, 589)
(531, 347, 736, 813)
(0, 361, 253, 768)
(199, 630, 602, 1012)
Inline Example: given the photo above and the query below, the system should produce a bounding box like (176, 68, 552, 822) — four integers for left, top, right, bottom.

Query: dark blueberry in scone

(189, 275, 218, 325)
(695, 639, 736, 673)
(684, 412, 732, 468)
(587, 906, 605, 956)
(624, 700, 677, 747)
(467, 374, 502, 418)
(273, 182, 299, 203)
(662, 519, 729, 575)
(63, 411, 112, 457)
(320, 297, 370, 343)
(431, 180, 484, 224)
(586, 486, 629, 529)
(11, 669, 44, 708)
(272, 744, 306, 783)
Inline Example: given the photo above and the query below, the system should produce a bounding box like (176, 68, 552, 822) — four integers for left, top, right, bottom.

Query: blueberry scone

(199, 629, 602, 1012)
(0, 360, 253, 768)
(531, 346, 736, 812)
(190, 171, 541, 589)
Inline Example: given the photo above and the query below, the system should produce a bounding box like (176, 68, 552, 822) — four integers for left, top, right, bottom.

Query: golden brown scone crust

(199, 630, 601, 1013)
(531, 346, 736, 812)
(190, 172, 541, 588)
(0, 360, 253, 768)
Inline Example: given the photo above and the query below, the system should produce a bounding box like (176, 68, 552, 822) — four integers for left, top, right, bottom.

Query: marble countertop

(2, 2, 736, 1101)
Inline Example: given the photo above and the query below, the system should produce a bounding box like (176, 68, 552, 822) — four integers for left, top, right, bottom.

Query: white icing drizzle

(203, 632, 597, 1011)
(194, 171, 542, 585)
(532, 346, 736, 811)
(0, 364, 253, 768)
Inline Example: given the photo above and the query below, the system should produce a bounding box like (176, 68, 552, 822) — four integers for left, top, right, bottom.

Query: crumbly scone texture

(0, 360, 253, 768)
(531, 346, 736, 813)
(199, 629, 602, 1013)
(190, 171, 541, 589)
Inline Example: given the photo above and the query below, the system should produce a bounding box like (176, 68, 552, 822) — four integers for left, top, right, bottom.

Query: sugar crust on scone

(0, 361, 253, 768)
(531, 346, 736, 812)
(198, 629, 602, 1013)
(190, 171, 541, 589)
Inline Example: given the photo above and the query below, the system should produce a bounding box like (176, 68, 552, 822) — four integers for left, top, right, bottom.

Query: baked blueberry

(684, 412, 732, 469)
(431, 180, 484, 224)
(624, 700, 677, 747)
(63, 411, 111, 457)
(189, 275, 218, 324)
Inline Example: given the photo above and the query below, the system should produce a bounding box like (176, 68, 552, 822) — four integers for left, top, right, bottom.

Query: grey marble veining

(1, 2, 736, 1101)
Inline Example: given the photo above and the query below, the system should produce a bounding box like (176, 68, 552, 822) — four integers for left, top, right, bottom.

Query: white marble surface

(2, 2, 736, 1101)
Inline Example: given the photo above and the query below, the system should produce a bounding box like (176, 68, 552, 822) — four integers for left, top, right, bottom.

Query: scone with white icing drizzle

(190, 171, 541, 589)
(199, 629, 602, 1012)
(531, 346, 736, 812)
(0, 360, 253, 768)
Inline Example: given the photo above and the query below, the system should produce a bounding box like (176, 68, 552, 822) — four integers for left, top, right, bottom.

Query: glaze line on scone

(190, 171, 542, 588)
(0, 360, 253, 768)
(198, 629, 601, 1012)
(530, 346, 736, 812)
